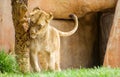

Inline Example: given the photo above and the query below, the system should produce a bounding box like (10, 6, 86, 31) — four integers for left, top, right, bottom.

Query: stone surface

(0, 0, 15, 53)
(99, 11, 114, 64)
(28, 0, 117, 19)
(104, 0, 120, 67)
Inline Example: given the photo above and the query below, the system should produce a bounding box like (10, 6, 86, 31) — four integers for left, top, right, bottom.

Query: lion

(29, 8, 78, 72)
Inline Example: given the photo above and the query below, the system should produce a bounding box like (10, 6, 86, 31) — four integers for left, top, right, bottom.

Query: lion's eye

(45, 20, 48, 23)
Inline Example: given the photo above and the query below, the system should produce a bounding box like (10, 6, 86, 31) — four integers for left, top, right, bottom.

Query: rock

(28, 0, 117, 19)
(104, 0, 120, 67)
(0, 0, 15, 53)
(99, 11, 114, 64)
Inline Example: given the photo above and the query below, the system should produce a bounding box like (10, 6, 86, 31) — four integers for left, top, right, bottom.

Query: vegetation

(0, 67, 120, 77)
(0, 50, 120, 77)
(0, 50, 19, 73)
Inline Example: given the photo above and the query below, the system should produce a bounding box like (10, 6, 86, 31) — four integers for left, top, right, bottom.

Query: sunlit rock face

(0, 0, 15, 53)
(28, 0, 117, 19)
(104, 0, 120, 67)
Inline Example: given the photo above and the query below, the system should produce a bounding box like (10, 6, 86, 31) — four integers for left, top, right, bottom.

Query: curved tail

(58, 14, 78, 36)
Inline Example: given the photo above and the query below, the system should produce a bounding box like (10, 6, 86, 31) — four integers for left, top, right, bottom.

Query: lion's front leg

(48, 52, 56, 71)
(30, 51, 41, 72)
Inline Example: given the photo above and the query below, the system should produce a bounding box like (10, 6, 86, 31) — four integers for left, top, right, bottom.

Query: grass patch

(0, 50, 19, 73)
(0, 67, 120, 77)
(0, 50, 120, 77)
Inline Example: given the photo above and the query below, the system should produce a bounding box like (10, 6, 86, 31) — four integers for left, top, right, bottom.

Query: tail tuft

(69, 14, 75, 18)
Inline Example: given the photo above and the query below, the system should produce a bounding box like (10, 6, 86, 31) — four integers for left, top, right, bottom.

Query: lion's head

(29, 7, 53, 39)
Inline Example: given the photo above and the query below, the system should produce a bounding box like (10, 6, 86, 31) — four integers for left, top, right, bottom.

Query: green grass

(0, 67, 120, 77)
(0, 50, 120, 77)
(0, 50, 20, 73)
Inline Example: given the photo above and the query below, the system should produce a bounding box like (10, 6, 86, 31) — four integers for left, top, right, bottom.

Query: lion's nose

(30, 29, 36, 34)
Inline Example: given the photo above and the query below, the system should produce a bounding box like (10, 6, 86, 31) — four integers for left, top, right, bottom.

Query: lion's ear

(30, 7, 40, 16)
(33, 7, 41, 11)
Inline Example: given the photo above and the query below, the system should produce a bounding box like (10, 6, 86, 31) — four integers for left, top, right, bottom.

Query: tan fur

(29, 8, 78, 72)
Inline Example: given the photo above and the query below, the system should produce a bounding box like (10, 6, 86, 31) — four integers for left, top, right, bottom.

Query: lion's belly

(40, 30, 60, 52)
(41, 37, 60, 52)
(46, 29, 60, 52)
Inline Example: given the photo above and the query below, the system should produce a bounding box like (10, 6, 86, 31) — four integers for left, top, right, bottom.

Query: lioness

(29, 8, 78, 72)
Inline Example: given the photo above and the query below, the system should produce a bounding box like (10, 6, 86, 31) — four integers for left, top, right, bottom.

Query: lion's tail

(58, 14, 78, 37)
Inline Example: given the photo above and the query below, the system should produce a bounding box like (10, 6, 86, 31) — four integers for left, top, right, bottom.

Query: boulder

(28, 0, 117, 19)
(104, 0, 120, 67)
(99, 11, 114, 64)
(0, 0, 15, 53)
